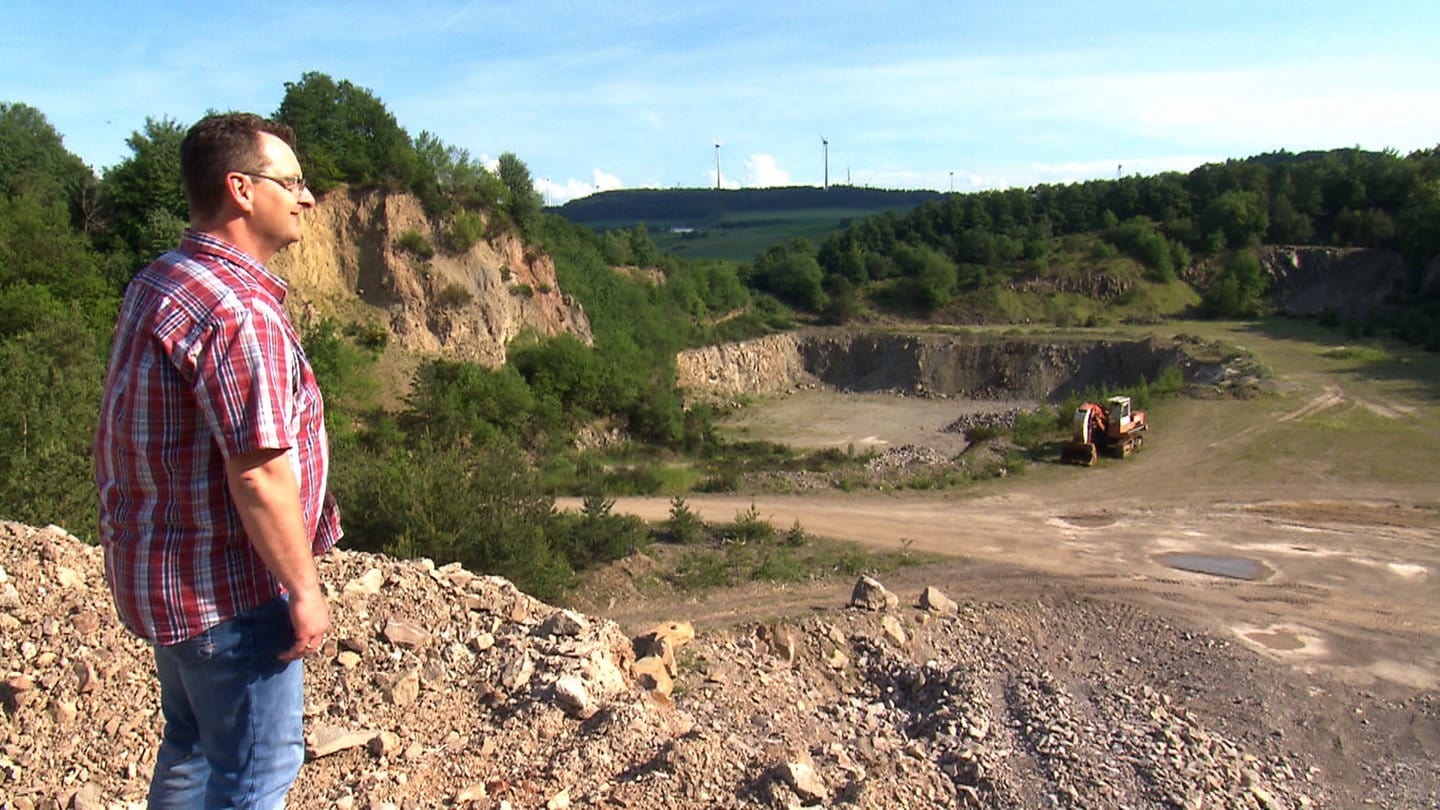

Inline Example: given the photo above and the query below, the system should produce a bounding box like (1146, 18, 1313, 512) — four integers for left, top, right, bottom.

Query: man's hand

(281, 582, 331, 661)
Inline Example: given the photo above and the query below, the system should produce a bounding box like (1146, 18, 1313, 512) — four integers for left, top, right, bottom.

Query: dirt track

(570, 323, 1440, 805)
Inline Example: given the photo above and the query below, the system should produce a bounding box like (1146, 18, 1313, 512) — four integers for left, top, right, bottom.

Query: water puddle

(1244, 629, 1306, 651)
(1055, 512, 1117, 529)
(1154, 553, 1272, 581)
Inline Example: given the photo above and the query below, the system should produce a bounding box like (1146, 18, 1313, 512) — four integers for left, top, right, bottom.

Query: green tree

(894, 243, 957, 311)
(277, 72, 417, 192)
(0, 314, 107, 536)
(752, 239, 825, 311)
(1199, 251, 1268, 318)
(100, 117, 188, 258)
(0, 102, 96, 223)
(497, 151, 542, 228)
(412, 130, 504, 214)
(1202, 190, 1269, 250)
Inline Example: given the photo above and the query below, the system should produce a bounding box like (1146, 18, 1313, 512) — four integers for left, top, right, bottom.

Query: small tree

(497, 152, 542, 228)
(667, 496, 704, 544)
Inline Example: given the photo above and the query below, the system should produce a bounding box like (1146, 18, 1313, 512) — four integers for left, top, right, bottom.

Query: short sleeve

(188, 301, 298, 460)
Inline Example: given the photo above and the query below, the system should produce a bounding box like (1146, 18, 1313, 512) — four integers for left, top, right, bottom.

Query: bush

(729, 502, 776, 544)
(344, 319, 390, 351)
(667, 496, 705, 544)
(1010, 407, 1059, 448)
(447, 210, 486, 253)
(396, 229, 435, 259)
(437, 282, 473, 308)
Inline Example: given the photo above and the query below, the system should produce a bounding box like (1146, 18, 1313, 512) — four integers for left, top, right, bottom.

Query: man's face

(248, 132, 315, 254)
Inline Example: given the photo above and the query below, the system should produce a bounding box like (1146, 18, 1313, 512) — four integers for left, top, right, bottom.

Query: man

(95, 112, 340, 808)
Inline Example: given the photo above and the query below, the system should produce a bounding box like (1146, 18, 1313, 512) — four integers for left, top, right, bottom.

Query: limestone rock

(881, 615, 908, 646)
(632, 656, 674, 697)
(538, 609, 588, 637)
(385, 670, 421, 706)
(553, 675, 594, 718)
(307, 724, 378, 759)
(919, 586, 958, 613)
(778, 757, 829, 804)
(850, 575, 898, 611)
(382, 617, 431, 648)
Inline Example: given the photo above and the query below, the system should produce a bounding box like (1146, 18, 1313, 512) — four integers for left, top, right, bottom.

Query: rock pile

(0, 520, 1333, 808)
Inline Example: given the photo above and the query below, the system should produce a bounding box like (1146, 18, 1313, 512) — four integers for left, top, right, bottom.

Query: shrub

(667, 496, 705, 544)
(730, 502, 776, 544)
(437, 282, 473, 308)
(396, 229, 435, 259)
(447, 210, 486, 253)
(783, 520, 807, 547)
(511, 283, 534, 298)
(344, 319, 390, 351)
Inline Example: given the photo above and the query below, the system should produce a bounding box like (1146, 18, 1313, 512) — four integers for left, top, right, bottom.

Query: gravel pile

(0, 519, 1397, 808)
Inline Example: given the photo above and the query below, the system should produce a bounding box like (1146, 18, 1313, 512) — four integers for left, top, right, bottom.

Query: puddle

(1056, 513, 1116, 529)
(1244, 629, 1306, 651)
(1154, 553, 1272, 581)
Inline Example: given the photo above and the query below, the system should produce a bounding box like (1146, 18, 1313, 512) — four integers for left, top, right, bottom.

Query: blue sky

(4, 1, 1438, 204)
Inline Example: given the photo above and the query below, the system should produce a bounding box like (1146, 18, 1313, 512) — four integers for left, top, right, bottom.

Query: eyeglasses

(238, 171, 308, 195)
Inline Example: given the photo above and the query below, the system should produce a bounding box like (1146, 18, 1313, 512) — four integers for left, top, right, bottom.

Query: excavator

(1060, 395, 1147, 466)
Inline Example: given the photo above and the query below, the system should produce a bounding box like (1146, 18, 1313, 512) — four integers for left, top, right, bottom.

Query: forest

(2, 72, 1438, 598)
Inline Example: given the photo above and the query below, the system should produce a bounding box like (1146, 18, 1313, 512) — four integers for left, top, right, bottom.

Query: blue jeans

(148, 596, 303, 809)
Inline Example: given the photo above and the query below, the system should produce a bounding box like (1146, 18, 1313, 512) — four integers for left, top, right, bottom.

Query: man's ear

(226, 173, 258, 215)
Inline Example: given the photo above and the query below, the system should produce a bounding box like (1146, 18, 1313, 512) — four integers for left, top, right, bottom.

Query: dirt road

(562, 323, 1440, 805)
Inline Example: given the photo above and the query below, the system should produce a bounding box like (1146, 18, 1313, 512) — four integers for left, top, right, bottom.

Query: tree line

(738, 147, 1440, 330)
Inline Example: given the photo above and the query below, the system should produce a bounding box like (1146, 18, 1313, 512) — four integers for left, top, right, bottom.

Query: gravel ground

(5, 519, 1437, 809)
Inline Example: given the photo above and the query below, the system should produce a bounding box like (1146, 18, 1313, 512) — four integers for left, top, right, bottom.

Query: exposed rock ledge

(677, 330, 1186, 402)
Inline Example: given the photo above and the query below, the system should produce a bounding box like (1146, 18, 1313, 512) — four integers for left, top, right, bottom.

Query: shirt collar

(179, 229, 289, 303)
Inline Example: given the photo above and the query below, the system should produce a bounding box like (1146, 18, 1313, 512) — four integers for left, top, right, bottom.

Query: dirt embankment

(677, 330, 1193, 402)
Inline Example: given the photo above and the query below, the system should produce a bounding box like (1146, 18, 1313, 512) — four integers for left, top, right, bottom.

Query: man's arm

(225, 448, 330, 660)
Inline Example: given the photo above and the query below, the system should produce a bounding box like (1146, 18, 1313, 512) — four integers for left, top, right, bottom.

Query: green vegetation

(661, 501, 922, 591)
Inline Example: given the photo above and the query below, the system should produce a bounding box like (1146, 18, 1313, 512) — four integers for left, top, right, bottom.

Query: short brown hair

(180, 113, 297, 222)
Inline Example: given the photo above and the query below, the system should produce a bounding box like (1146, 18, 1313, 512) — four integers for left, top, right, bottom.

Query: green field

(651, 207, 879, 262)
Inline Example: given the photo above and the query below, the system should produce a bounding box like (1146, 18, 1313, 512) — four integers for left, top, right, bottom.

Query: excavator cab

(1105, 396, 1134, 439)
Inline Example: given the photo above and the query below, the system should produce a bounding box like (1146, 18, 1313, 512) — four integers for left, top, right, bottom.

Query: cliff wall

(677, 330, 1184, 402)
(271, 188, 591, 366)
(1258, 245, 1415, 318)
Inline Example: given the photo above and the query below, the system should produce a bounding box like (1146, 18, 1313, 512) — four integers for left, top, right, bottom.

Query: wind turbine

(821, 134, 831, 190)
(713, 139, 723, 190)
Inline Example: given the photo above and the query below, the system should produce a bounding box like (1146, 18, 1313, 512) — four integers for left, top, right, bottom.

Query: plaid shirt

(95, 230, 341, 646)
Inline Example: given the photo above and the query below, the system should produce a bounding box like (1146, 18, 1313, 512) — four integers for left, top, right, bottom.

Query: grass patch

(1319, 344, 1399, 364)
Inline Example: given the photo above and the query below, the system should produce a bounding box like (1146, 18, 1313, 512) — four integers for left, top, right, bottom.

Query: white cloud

(539, 167, 628, 206)
(744, 154, 791, 187)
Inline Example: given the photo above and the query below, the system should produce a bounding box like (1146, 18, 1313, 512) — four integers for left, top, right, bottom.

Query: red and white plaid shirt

(95, 230, 341, 646)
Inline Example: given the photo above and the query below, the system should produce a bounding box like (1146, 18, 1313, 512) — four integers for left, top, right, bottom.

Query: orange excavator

(1060, 395, 1147, 466)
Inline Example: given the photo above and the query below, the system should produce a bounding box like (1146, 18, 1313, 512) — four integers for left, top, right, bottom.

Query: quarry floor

(573, 322, 1440, 806)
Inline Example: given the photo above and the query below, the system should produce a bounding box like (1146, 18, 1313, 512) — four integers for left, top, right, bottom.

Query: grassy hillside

(551, 186, 941, 261)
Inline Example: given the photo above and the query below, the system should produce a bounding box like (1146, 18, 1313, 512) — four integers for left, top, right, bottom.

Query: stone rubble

(0, 519, 1409, 808)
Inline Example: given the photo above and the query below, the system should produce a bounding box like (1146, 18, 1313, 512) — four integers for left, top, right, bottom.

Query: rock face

(1257, 245, 1414, 319)
(676, 330, 1185, 402)
(271, 188, 592, 366)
